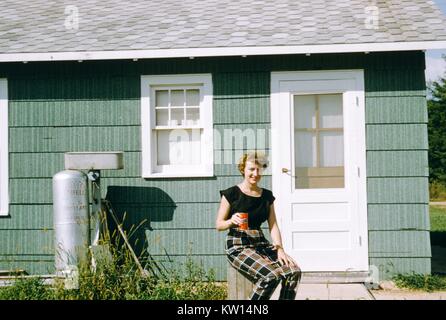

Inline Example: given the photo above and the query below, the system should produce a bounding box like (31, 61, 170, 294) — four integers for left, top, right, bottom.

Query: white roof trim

(1, 41, 446, 62)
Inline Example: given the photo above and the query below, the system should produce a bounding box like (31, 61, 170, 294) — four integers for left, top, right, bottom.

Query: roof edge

(1, 41, 446, 62)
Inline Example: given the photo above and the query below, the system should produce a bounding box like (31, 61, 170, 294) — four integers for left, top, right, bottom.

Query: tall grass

(0, 256, 227, 300)
(430, 181, 446, 201)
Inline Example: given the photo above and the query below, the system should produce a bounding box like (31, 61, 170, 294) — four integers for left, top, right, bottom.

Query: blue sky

(426, 0, 446, 82)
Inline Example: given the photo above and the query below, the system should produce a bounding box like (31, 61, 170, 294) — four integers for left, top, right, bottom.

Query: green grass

(430, 205, 446, 232)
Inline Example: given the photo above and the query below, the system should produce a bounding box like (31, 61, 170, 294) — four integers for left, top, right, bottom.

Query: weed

(430, 181, 446, 201)
(392, 273, 446, 292)
(0, 277, 54, 300)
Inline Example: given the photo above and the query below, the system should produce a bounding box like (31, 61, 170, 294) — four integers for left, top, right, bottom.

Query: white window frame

(141, 74, 213, 178)
(0, 79, 8, 216)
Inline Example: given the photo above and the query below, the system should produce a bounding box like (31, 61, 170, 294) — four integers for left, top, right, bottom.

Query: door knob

(282, 168, 289, 173)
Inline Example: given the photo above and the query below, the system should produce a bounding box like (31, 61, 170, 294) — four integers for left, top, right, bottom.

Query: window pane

(186, 89, 200, 106)
(295, 131, 317, 167)
(171, 90, 184, 107)
(319, 94, 343, 128)
(185, 108, 200, 126)
(171, 108, 184, 125)
(294, 95, 316, 129)
(295, 167, 344, 189)
(320, 131, 344, 167)
(156, 90, 169, 107)
(156, 109, 169, 126)
(157, 129, 201, 165)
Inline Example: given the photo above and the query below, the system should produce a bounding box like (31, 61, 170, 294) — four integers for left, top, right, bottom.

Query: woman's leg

(259, 246, 301, 300)
(278, 263, 302, 300)
(228, 247, 296, 300)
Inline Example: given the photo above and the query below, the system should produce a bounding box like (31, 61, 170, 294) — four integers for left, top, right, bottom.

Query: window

(141, 74, 213, 177)
(293, 93, 344, 189)
(0, 79, 8, 215)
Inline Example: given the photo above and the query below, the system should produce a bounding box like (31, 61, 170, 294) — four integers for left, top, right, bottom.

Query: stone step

(301, 271, 369, 284)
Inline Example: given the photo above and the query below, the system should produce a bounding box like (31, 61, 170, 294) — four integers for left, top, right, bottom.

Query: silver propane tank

(53, 170, 89, 281)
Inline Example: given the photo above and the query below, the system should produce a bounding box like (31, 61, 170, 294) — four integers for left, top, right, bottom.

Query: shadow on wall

(104, 186, 177, 264)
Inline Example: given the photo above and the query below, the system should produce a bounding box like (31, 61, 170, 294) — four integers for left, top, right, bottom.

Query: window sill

(142, 172, 214, 179)
(0, 210, 9, 217)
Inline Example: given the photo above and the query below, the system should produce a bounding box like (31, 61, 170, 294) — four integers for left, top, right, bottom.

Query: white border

(0, 79, 8, 216)
(140, 74, 213, 178)
(1, 41, 446, 62)
(270, 70, 368, 271)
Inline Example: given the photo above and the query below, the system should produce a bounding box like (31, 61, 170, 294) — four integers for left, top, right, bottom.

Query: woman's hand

(277, 248, 298, 268)
(229, 212, 245, 228)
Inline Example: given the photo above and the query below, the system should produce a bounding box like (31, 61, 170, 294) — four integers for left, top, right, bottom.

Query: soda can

(239, 213, 248, 230)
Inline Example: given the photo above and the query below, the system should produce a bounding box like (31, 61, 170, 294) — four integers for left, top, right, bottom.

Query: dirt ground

(371, 287, 446, 300)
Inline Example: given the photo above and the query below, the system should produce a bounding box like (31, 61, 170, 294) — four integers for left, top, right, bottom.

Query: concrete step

(271, 283, 374, 300)
(301, 271, 369, 284)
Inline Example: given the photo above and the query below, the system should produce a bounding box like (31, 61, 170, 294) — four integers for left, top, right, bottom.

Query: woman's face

(243, 160, 262, 185)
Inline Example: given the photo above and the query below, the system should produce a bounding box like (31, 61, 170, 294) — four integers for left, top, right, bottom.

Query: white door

(271, 70, 368, 272)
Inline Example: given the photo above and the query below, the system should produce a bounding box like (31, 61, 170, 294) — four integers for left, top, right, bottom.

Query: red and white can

(239, 213, 248, 230)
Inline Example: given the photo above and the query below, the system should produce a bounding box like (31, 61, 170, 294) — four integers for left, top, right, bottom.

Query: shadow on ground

(431, 232, 446, 275)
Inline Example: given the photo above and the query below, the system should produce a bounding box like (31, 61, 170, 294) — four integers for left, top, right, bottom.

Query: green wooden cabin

(1, 0, 446, 283)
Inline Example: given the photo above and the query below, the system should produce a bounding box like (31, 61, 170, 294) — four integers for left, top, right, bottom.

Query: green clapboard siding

(366, 124, 428, 150)
(0, 259, 55, 275)
(9, 151, 271, 178)
(366, 151, 429, 177)
(365, 96, 427, 124)
(145, 229, 226, 256)
(9, 100, 140, 127)
(108, 202, 222, 230)
(369, 258, 431, 279)
(9, 176, 272, 204)
(365, 68, 426, 97)
(0, 205, 53, 229)
(1, 203, 240, 230)
(10, 126, 141, 153)
(0, 51, 430, 279)
(367, 204, 430, 231)
(145, 255, 228, 281)
(0, 230, 53, 255)
(367, 177, 429, 204)
(213, 72, 270, 124)
(146, 228, 271, 256)
(369, 231, 431, 258)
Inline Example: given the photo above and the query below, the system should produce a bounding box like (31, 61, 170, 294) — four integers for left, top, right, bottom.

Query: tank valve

(87, 170, 100, 181)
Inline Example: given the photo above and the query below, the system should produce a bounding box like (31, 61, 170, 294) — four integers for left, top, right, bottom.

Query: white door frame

(270, 70, 368, 271)
(0, 79, 8, 216)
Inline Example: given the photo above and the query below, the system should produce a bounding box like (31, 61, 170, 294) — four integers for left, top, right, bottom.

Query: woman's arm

(215, 195, 243, 231)
(268, 203, 297, 267)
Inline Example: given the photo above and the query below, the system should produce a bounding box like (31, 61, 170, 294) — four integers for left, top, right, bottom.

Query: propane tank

(53, 170, 89, 278)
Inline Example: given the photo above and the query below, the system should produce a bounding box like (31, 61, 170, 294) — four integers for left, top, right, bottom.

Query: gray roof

(1, 0, 446, 55)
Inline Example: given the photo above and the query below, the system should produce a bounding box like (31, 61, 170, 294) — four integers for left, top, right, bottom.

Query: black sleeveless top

(219, 186, 275, 230)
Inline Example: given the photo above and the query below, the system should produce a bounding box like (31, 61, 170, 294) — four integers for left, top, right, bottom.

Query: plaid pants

(226, 228, 301, 300)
